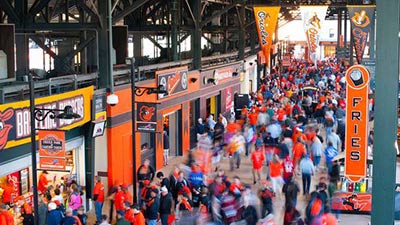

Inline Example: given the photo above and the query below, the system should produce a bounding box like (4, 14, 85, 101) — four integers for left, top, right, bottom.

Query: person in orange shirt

(114, 185, 126, 216)
(93, 176, 105, 223)
(124, 201, 135, 224)
(0, 203, 14, 225)
(251, 146, 265, 185)
(269, 155, 283, 198)
(292, 137, 307, 168)
(241, 106, 248, 118)
(0, 181, 15, 206)
(248, 109, 258, 131)
(122, 184, 133, 206)
(16, 196, 34, 225)
(132, 205, 145, 225)
(38, 170, 49, 194)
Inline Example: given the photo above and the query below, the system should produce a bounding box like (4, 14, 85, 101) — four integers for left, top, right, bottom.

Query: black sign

(136, 102, 157, 133)
(94, 93, 106, 114)
(157, 69, 188, 99)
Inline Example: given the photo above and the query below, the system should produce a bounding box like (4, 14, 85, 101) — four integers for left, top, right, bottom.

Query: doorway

(163, 110, 182, 157)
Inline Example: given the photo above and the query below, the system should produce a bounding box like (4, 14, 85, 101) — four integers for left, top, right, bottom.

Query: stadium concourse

(86, 150, 372, 225)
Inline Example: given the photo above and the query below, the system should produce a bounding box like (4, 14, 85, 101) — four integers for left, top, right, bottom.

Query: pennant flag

(300, 6, 328, 65)
(253, 6, 280, 65)
(348, 6, 375, 64)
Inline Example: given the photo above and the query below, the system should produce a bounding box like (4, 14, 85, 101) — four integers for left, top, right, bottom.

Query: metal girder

(200, 1, 241, 27)
(74, 0, 103, 28)
(144, 1, 165, 20)
(29, 36, 58, 59)
(0, 0, 21, 23)
(202, 34, 215, 45)
(15, 22, 98, 31)
(144, 35, 164, 50)
(184, 0, 197, 27)
(65, 35, 96, 59)
(112, 0, 121, 13)
(178, 33, 190, 44)
(112, 0, 150, 24)
(28, 0, 52, 19)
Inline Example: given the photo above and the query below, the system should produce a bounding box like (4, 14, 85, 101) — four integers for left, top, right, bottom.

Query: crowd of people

(0, 58, 367, 225)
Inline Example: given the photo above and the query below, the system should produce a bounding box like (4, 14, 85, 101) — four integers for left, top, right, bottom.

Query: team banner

(345, 65, 370, 183)
(136, 102, 157, 133)
(39, 130, 66, 171)
(253, 6, 280, 65)
(300, 6, 328, 64)
(157, 66, 188, 99)
(348, 6, 375, 64)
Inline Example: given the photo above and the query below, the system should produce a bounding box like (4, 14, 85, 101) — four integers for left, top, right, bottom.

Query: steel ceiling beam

(112, 0, 150, 24)
(200, 1, 239, 27)
(0, 0, 21, 23)
(15, 22, 99, 31)
(28, 0, 52, 19)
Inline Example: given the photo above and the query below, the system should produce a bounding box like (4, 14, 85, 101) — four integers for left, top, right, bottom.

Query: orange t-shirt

(322, 213, 338, 225)
(0, 211, 14, 225)
(93, 182, 105, 202)
(133, 212, 146, 225)
(125, 209, 135, 223)
(38, 173, 48, 193)
(124, 191, 133, 205)
(269, 161, 282, 178)
(251, 151, 265, 170)
(248, 113, 258, 125)
(1, 183, 14, 204)
(293, 142, 306, 160)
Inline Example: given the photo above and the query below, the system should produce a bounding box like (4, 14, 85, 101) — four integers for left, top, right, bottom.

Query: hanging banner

(348, 6, 375, 64)
(345, 65, 370, 183)
(300, 6, 328, 64)
(157, 66, 188, 99)
(253, 6, 280, 65)
(39, 130, 66, 171)
(225, 87, 233, 111)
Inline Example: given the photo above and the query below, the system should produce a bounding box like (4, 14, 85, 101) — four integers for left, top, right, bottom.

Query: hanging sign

(157, 67, 188, 99)
(136, 102, 157, 132)
(348, 6, 375, 64)
(253, 6, 280, 65)
(38, 130, 66, 171)
(300, 6, 328, 64)
(345, 65, 370, 183)
(0, 86, 93, 151)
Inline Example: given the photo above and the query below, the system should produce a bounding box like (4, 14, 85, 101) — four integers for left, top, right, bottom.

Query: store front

(0, 86, 94, 213)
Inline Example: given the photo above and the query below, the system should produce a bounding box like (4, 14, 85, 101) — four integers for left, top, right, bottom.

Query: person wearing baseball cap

(46, 202, 63, 225)
(159, 186, 172, 225)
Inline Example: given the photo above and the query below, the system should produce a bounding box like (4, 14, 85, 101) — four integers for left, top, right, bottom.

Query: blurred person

(282, 175, 300, 208)
(269, 155, 283, 197)
(311, 137, 323, 170)
(242, 194, 258, 225)
(68, 184, 82, 215)
(38, 170, 49, 194)
(77, 205, 88, 225)
(159, 186, 173, 225)
(282, 155, 295, 183)
(259, 180, 274, 218)
(46, 202, 63, 225)
(38, 196, 48, 225)
(124, 202, 134, 224)
(114, 184, 126, 217)
(163, 130, 170, 166)
(251, 145, 265, 184)
(115, 211, 130, 225)
(324, 142, 338, 174)
(99, 215, 111, 225)
(137, 159, 155, 206)
(156, 171, 170, 189)
(145, 189, 160, 225)
(0, 203, 13, 225)
(63, 208, 81, 225)
(132, 205, 145, 225)
(299, 154, 315, 195)
(93, 176, 105, 224)
(16, 196, 33, 225)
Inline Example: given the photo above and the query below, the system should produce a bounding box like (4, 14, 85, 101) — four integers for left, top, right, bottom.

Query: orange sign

(345, 65, 370, 183)
(38, 130, 66, 170)
(253, 6, 280, 65)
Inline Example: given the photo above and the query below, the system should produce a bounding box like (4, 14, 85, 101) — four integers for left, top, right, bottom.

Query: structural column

(191, 0, 202, 70)
(238, 6, 245, 60)
(171, 0, 179, 61)
(371, 0, 400, 224)
(97, 0, 111, 89)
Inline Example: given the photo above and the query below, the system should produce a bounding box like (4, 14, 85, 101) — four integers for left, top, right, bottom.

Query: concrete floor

(87, 153, 391, 225)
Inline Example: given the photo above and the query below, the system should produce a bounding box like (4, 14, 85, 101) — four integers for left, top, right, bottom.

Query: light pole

(29, 73, 81, 225)
(127, 58, 168, 204)
(127, 57, 138, 204)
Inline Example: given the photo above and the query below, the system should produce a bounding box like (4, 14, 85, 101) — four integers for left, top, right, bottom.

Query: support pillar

(238, 6, 245, 60)
(192, 0, 202, 70)
(171, 0, 179, 61)
(344, 9, 347, 58)
(371, 0, 400, 224)
(98, 1, 111, 89)
(15, 35, 29, 80)
(250, 26, 256, 55)
(369, 9, 376, 60)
